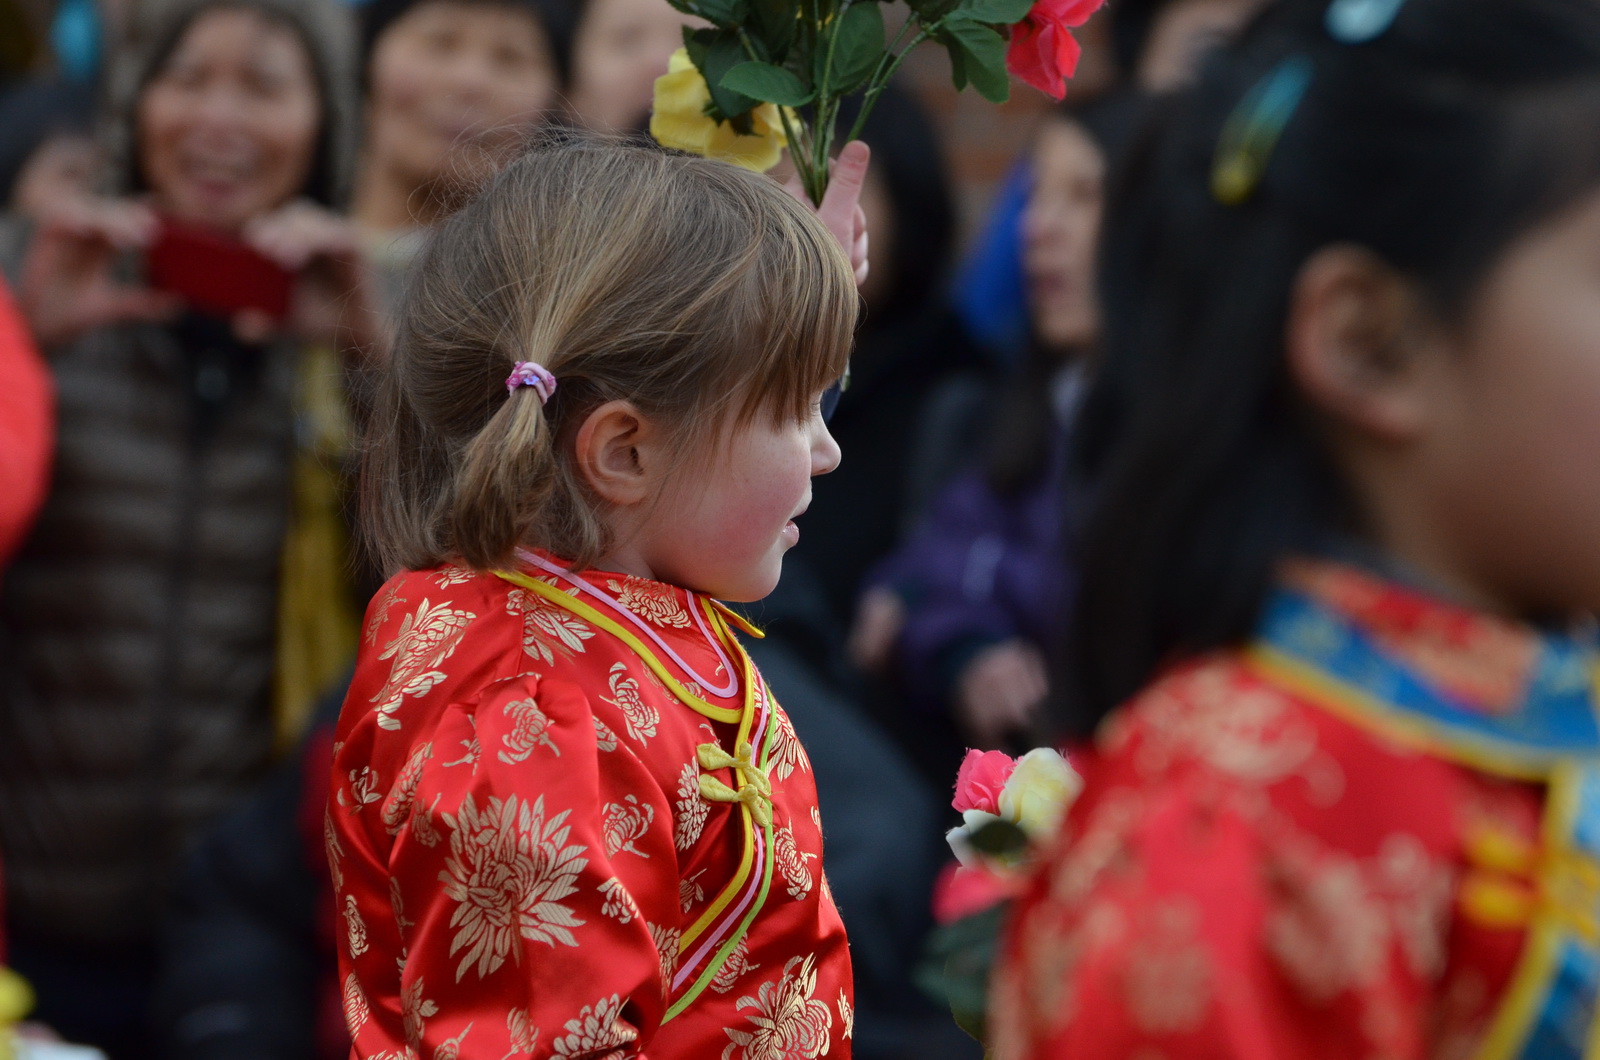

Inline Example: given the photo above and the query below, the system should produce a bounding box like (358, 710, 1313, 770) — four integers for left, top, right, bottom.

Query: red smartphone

(145, 218, 296, 320)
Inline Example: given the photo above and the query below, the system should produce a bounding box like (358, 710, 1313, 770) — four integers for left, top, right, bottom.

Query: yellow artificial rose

(650, 48, 792, 173)
(0, 967, 34, 1060)
(997, 748, 1082, 840)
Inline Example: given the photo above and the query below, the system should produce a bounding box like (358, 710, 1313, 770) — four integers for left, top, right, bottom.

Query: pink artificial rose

(1005, 0, 1105, 101)
(931, 861, 1020, 925)
(952, 748, 1017, 815)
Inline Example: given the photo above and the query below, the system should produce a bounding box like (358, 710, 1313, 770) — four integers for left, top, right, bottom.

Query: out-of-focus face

(1021, 117, 1105, 352)
(1138, 0, 1267, 90)
(568, 0, 695, 133)
(365, 1, 557, 195)
(1394, 186, 1600, 618)
(11, 132, 101, 219)
(137, 7, 321, 231)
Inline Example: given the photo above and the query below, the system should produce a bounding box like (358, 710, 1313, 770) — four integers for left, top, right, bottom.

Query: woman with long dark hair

(993, 0, 1600, 1055)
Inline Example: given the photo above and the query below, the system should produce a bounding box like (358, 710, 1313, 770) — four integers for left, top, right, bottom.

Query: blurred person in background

(993, 0, 1600, 1055)
(153, 7, 570, 1053)
(1112, 0, 1270, 89)
(352, 0, 569, 309)
(0, 0, 367, 1053)
(954, 0, 1270, 364)
(155, 682, 349, 1060)
(564, 0, 693, 132)
(853, 96, 1141, 759)
(0, 78, 100, 221)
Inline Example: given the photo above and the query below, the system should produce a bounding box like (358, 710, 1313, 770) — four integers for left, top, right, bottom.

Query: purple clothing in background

(869, 371, 1082, 712)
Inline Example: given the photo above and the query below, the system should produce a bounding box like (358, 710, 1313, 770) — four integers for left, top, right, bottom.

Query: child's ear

(574, 400, 662, 506)
(1286, 244, 1439, 442)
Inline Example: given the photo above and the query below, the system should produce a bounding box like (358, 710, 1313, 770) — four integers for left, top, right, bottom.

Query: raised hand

(241, 200, 380, 353)
(784, 141, 871, 287)
(18, 197, 179, 349)
(955, 639, 1050, 749)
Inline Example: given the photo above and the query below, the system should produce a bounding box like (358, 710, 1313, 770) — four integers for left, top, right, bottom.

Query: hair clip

(1210, 55, 1315, 207)
(1325, 0, 1407, 44)
(505, 361, 557, 404)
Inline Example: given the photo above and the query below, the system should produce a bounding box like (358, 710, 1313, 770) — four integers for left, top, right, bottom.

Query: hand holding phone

(145, 218, 297, 321)
(17, 197, 178, 348)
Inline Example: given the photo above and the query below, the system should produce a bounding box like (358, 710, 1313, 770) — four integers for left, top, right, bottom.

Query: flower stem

(845, 26, 931, 145)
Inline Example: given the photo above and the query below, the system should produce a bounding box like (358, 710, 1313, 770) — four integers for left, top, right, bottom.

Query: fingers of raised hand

(244, 201, 359, 271)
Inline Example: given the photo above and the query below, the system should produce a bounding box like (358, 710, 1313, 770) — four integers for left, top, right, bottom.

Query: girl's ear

(574, 400, 662, 506)
(1286, 244, 1440, 442)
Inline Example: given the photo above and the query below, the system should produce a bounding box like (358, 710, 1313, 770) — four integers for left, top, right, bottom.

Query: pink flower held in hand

(952, 749, 1017, 815)
(1006, 0, 1106, 101)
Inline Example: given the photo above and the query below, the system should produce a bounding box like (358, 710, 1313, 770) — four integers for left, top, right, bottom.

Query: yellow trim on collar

(1245, 646, 1554, 782)
(493, 569, 743, 724)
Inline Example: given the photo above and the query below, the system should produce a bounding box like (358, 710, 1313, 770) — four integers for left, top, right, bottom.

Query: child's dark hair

(362, 133, 857, 577)
(1063, 0, 1600, 735)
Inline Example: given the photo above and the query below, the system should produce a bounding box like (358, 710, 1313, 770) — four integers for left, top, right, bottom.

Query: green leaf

(685, 27, 760, 119)
(721, 61, 814, 105)
(914, 902, 1011, 1044)
(692, 0, 748, 24)
(943, 18, 1010, 102)
(945, 38, 968, 90)
(749, 0, 797, 62)
(821, 1, 887, 95)
(955, 0, 1031, 24)
(965, 818, 1029, 857)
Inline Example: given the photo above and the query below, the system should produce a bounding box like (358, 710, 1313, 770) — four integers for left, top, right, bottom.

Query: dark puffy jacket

(156, 686, 346, 1060)
(0, 0, 359, 954)
(0, 314, 298, 945)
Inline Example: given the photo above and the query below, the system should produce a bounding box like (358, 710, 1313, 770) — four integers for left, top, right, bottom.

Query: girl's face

(137, 7, 321, 231)
(639, 400, 841, 602)
(568, 0, 694, 132)
(1021, 117, 1105, 352)
(365, 1, 556, 195)
(1407, 186, 1600, 617)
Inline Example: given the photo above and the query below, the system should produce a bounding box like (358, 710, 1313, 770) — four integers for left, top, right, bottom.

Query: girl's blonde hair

(362, 133, 859, 575)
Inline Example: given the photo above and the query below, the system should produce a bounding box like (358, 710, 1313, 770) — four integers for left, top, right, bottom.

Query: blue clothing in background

(953, 162, 1032, 367)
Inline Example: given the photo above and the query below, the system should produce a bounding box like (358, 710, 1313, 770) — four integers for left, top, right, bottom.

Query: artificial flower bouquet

(650, 0, 1107, 201)
(920, 747, 1081, 1042)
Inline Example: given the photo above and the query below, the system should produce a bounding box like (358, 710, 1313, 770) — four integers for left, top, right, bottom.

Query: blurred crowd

(0, 0, 1265, 1056)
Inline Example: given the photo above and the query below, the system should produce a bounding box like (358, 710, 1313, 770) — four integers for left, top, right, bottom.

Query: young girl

(992, 0, 1600, 1056)
(330, 136, 867, 1058)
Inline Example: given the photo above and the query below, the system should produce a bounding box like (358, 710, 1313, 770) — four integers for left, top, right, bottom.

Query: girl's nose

(812, 420, 842, 476)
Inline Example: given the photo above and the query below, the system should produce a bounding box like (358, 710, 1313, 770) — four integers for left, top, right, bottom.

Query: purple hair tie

(505, 361, 557, 404)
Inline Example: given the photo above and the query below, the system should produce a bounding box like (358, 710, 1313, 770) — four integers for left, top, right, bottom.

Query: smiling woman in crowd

(0, 0, 366, 1053)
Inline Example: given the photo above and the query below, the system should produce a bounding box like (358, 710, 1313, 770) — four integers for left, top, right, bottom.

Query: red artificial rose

(952, 748, 1017, 815)
(1006, 0, 1105, 101)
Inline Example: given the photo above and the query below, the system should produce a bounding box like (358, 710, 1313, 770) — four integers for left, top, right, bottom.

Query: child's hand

(955, 639, 1049, 749)
(785, 141, 871, 287)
